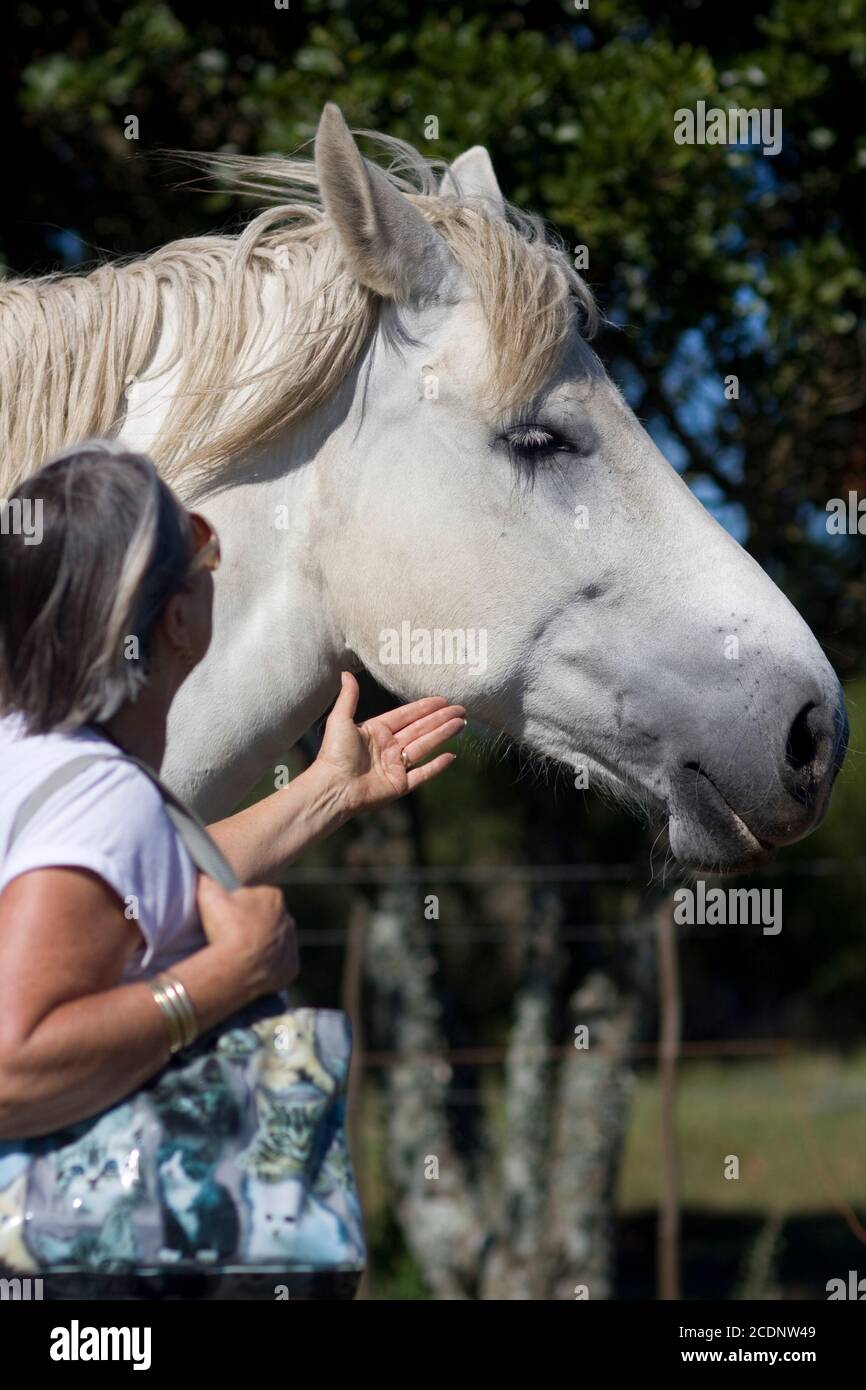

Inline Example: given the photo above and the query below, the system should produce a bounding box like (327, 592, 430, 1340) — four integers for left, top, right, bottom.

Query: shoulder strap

(6, 751, 241, 890)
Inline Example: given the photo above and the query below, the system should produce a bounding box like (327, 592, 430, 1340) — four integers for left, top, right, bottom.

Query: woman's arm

(0, 867, 296, 1139)
(206, 759, 353, 886)
(207, 675, 467, 885)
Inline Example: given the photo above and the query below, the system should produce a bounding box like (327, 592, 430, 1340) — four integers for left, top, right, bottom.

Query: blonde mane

(0, 130, 596, 495)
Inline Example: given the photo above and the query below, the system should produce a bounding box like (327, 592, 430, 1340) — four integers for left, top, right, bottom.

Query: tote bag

(0, 751, 365, 1299)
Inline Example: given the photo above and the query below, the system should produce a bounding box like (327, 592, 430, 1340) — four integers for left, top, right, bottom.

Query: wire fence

(304, 856, 866, 1292)
(288, 857, 864, 1063)
(289, 856, 862, 947)
(354, 1037, 800, 1069)
(281, 857, 866, 885)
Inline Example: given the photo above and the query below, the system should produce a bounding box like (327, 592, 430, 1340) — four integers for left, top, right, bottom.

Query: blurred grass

(619, 1050, 866, 1215)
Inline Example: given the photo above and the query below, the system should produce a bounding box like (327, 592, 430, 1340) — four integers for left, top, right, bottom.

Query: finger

(396, 705, 467, 747)
(403, 717, 467, 765)
(330, 670, 360, 721)
(406, 752, 456, 790)
(375, 695, 449, 733)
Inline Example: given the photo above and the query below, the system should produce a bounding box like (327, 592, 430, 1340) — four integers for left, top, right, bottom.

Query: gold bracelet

(149, 974, 198, 1053)
(149, 978, 184, 1053)
(160, 975, 198, 1048)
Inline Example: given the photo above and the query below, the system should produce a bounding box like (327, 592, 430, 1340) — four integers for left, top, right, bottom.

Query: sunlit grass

(618, 1051, 866, 1217)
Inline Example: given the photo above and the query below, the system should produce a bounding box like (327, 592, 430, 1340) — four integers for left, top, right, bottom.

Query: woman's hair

(0, 439, 193, 733)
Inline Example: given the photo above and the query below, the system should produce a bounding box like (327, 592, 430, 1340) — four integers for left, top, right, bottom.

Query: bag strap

(7, 750, 241, 890)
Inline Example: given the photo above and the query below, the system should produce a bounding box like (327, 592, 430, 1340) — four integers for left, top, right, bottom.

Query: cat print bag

(0, 750, 365, 1297)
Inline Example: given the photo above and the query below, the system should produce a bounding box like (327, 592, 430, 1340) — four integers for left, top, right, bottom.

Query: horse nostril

(786, 702, 818, 774)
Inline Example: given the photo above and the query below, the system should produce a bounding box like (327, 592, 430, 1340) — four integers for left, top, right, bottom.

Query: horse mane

(0, 129, 596, 494)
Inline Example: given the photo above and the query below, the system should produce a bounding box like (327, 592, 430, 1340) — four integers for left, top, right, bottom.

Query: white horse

(0, 103, 847, 871)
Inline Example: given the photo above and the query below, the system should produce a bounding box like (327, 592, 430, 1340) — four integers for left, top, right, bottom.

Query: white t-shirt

(0, 712, 204, 981)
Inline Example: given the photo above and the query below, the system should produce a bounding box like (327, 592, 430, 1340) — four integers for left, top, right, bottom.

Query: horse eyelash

(508, 425, 561, 452)
(503, 412, 589, 449)
(502, 422, 564, 446)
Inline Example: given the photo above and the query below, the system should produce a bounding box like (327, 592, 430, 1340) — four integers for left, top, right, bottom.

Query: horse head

(309, 104, 847, 872)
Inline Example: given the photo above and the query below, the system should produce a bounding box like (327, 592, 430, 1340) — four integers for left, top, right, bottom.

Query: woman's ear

(156, 590, 190, 654)
(154, 587, 202, 669)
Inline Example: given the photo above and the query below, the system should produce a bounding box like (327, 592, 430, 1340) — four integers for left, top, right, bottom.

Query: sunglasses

(186, 512, 221, 576)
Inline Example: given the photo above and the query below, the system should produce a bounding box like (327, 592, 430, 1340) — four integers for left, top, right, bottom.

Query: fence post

(656, 899, 682, 1300)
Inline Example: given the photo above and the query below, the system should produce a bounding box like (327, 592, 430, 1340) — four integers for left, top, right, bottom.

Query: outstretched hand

(315, 672, 467, 815)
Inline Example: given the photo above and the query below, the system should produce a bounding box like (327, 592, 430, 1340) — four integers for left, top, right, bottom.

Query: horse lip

(674, 765, 774, 866)
(573, 752, 775, 868)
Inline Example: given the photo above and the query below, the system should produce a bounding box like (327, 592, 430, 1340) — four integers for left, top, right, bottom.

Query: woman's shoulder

(0, 718, 191, 885)
(0, 716, 200, 972)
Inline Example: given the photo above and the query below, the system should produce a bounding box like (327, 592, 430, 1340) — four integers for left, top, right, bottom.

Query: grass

(618, 1050, 866, 1217)
(354, 1050, 866, 1297)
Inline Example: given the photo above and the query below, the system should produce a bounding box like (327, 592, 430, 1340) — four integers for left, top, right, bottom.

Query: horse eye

(500, 424, 575, 461)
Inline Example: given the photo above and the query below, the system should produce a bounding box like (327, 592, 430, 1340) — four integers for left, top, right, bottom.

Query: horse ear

(439, 146, 505, 219)
(315, 103, 457, 304)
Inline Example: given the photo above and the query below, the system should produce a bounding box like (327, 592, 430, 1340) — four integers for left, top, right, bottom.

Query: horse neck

(160, 434, 353, 817)
(132, 288, 373, 816)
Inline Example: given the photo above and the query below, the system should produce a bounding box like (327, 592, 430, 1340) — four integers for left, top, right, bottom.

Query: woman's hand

(206, 673, 467, 884)
(196, 876, 300, 1004)
(315, 671, 467, 815)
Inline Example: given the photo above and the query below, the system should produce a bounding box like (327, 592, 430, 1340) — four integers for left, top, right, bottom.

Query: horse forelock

(0, 129, 597, 494)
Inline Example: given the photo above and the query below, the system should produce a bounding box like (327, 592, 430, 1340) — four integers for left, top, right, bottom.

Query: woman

(0, 438, 465, 1140)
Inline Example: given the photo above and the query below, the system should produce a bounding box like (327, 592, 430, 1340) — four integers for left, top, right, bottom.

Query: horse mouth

(569, 750, 775, 873)
(667, 766, 773, 874)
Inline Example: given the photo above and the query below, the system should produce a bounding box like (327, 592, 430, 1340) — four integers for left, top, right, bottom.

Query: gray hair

(0, 438, 192, 733)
